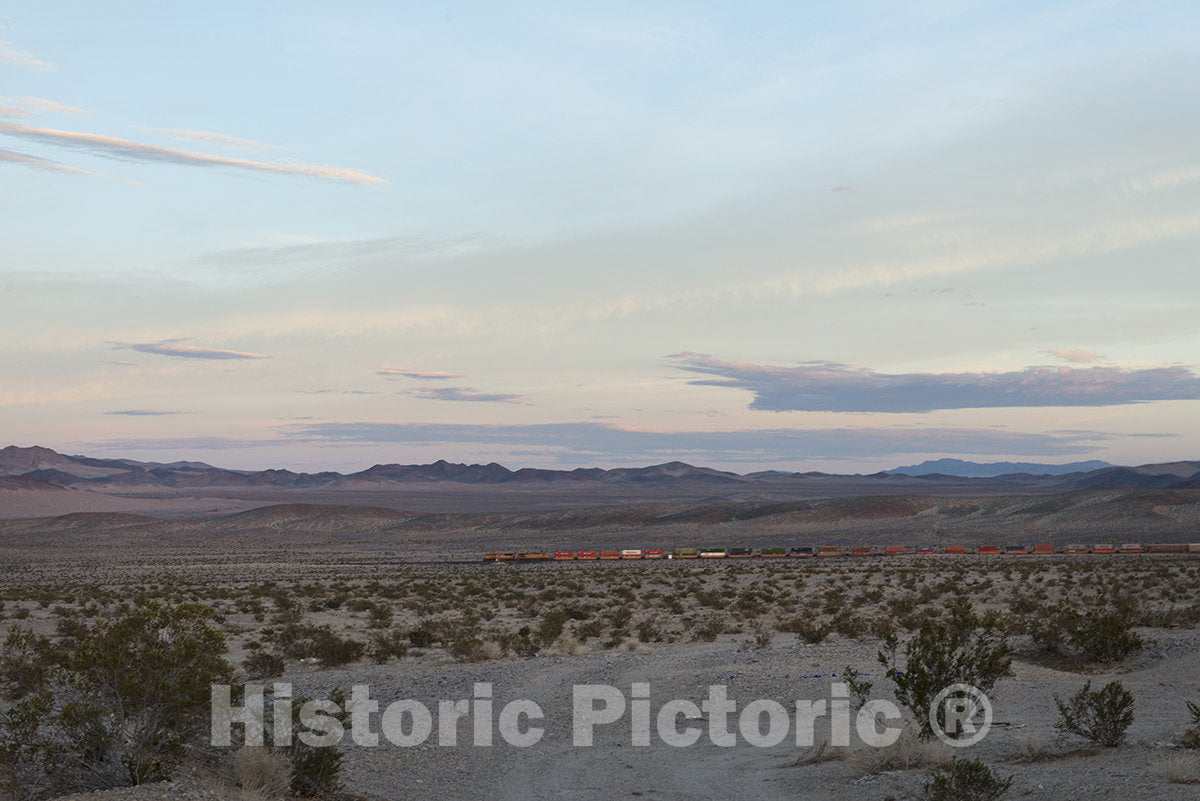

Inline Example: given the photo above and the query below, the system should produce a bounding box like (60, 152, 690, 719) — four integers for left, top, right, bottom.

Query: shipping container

(517, 552, 550, 561)
(817, 545, 842, 556)
(1146, 544, 1187, 554)
(620, 549, 644, 559)
(599, 550, 621, 560)
(728, 547, 754, 558)
(760, 547, 787, 558)
(1033, 544, 1055, 555)
(1118, 543, 1144, 554)
(884, 545, 909, 555)
(576, 550, 598, 560)
(978, 545, 1001, 555)
(643, 549, 666, 559)
(672, 548, 699, 559)
(1065, 544, 1090, 554)
(1092, 544, 1116, 554)
(915, 545, 937, 555)
(788, 546, 815, 557)
(698, 547, 728, 558)
(944, 545, 968, 555)
(553, 550, 576, 561)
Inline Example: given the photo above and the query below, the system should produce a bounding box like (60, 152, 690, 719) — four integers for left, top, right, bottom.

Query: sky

(2, 0, 1199, 473)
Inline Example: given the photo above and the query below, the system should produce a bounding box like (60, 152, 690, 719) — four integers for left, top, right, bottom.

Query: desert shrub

(847, 722, 949, 775)
(636, 620, 663, 643)
(367, 630, 409, 663)
(780, 615, 832, 644)
(312, 630, 364, 668)
(1151, 752, 1200, 784)
(921, 758, 1013, 801)
(0, 627, 63, 700)
(234, 745, 293, 795)
(366, 604, 393, 629)
(282, 688, 348, 797)
(1054, 680, 1135, 747)
(1183, 699, 1200, 749)
(1028, 597, 1143, 664)
(407, 625, 436, 648)
(447, 635, 486, 662)
(691, 616, 725, 642)
(841, 665, 873, 709)
(243, 650, 286, 680)
(878, 603, 1012, 739)
(0, 603, 231, 798)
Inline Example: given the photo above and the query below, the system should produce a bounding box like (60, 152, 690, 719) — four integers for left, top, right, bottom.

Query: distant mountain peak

(886, 458, 1113, 478)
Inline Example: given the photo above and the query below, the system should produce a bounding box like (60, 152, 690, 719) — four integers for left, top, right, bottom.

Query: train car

(728, 547, 754, 558)
(621, 549, 644, 559)
(599, 550, 621, 560)
(884, 545, 909, 556)
(788, 546, 815, 557)
(817, 545, 842, 557)
(1064, 543, 1090, 555)
(1118, 543, 1144, 554)
(760, 547, 787, 558)
(1189, 544, 1200, 553)
(483, 553, 499, 562)
(1092, 543, 1116, 555)
(978, 545, 1001, 555)
(915, 545, 938, 555)
(849, 546, 878, 557)
(699, 547, 728, 558)
(1146, 544, 1187, 554)
(490, 552, 516, 561)
(673, 547, 699, 559)
(553, 550, 576, 561)
(576, 550, 598, 560)
(1033, 544, 1055, 555)
(1004, 545, 1029, 555)
(643, 549, 666, 559)
(517, 552, 550, 561)
(944, 545, 968, 555)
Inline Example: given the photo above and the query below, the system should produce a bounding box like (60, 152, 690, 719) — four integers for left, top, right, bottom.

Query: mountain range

(1, 445, 1199, 520)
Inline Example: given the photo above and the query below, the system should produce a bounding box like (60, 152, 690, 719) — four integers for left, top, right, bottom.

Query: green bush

(1028, 597, 1143, 664)
(878, 601, 1012, 739)
(922, 758, 1013, 801)
(0, 603, 231, 798)
(1054, 680, 1135, 747)
(242, 650, 286, 680)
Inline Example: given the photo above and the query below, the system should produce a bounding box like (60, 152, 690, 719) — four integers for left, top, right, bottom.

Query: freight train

(483, 542, 1200, 562)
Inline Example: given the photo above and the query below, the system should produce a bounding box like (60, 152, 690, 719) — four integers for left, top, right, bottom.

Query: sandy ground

(283, 632, 1200, 801)
(5, 548, 1200, 800)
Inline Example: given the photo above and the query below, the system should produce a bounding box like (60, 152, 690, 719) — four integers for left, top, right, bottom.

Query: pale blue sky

(3, 1, 1198, 471)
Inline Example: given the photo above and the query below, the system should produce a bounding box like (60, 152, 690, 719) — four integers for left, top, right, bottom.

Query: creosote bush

(1054, 680, 1135, 747)
(921, 758, 1013, 801)
(0, 603, 232, 799)
(879, 599, 1012, 739)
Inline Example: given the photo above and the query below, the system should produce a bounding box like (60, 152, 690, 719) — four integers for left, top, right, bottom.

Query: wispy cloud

(378, 368, 463, 380)
(1045, 348, 1105, 364)
(0, 96, 86, 116)
(285, 420, 1122, 461)
(406, 386, 524, 403)
(199, 234, 490, 267)
(111, 339, 270, 360)
(670, 353, 1200, 413)
(103, 409, 184, 416)
(0, 123, 386, 185)
(297, 389, 379, 395)
(0, 147, 100, 176)
(0, 34, 52, 70)
(139, 127, 279, 151)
